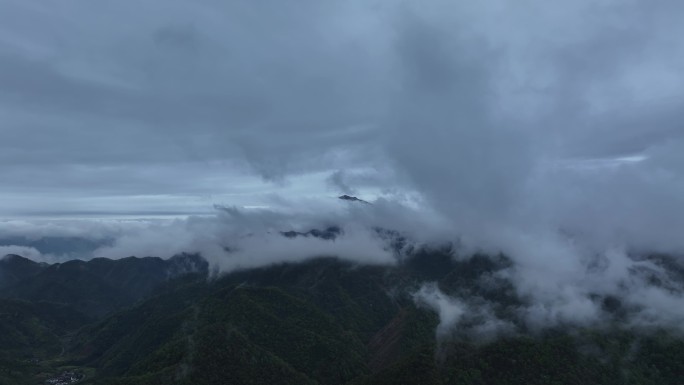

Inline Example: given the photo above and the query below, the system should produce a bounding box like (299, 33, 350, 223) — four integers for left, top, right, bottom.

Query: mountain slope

(3, 251, 684, 384)
(0, 254, 47, 290)
(70, 259, 404, 384)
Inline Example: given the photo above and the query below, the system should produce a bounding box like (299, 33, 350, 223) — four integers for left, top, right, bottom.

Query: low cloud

(90, 202, 401, 270)
(413, 283, 515, 342)
(0, 246, 44, 262)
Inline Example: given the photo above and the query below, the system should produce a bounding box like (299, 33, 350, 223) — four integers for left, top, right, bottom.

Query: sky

(2, 0, 684, 329)
(1, 0, 683, 220)
(0, 0, 396, 218)
(1, 0, 683, 246)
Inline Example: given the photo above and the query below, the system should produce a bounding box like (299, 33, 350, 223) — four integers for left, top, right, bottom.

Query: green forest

(1, 252, 684, 385)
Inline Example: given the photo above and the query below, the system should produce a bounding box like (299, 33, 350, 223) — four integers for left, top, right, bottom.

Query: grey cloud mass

(2, 0, 684, 331)
(0, 0, 389, 215)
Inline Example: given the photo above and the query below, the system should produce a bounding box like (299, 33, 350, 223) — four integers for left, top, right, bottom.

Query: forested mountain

(1, 251, 684, 384)
(0, 253, 208, 317)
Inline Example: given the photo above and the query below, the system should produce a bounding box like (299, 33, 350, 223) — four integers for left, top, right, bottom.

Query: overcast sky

(1, 0, 683, 244)
(0, 0, 391, 217)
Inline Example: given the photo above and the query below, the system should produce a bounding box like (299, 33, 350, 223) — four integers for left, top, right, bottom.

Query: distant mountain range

(0, 253, 207, 318)
(0, 236, 112, 261)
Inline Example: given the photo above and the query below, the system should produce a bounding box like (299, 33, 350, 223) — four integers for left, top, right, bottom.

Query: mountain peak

(1, 254, 33, 263)
(338, 195, 369, 204)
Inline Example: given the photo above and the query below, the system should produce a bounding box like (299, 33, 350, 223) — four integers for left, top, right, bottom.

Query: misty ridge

(1, 0, 684, 383)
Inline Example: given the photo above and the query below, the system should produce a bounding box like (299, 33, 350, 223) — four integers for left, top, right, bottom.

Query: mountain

(0, 298, 88, 354)
(0, 253, 208, 318)
(68, 256, 684, 384)
(0, 236, 112, 260)
(338, 195, 370, 204)
(66, 257, 431, 385)
(0, 297, 90, 385)
(2, 251, 684, 384)
(0, 254, 47, 290)
(281, 226, 342, 240)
